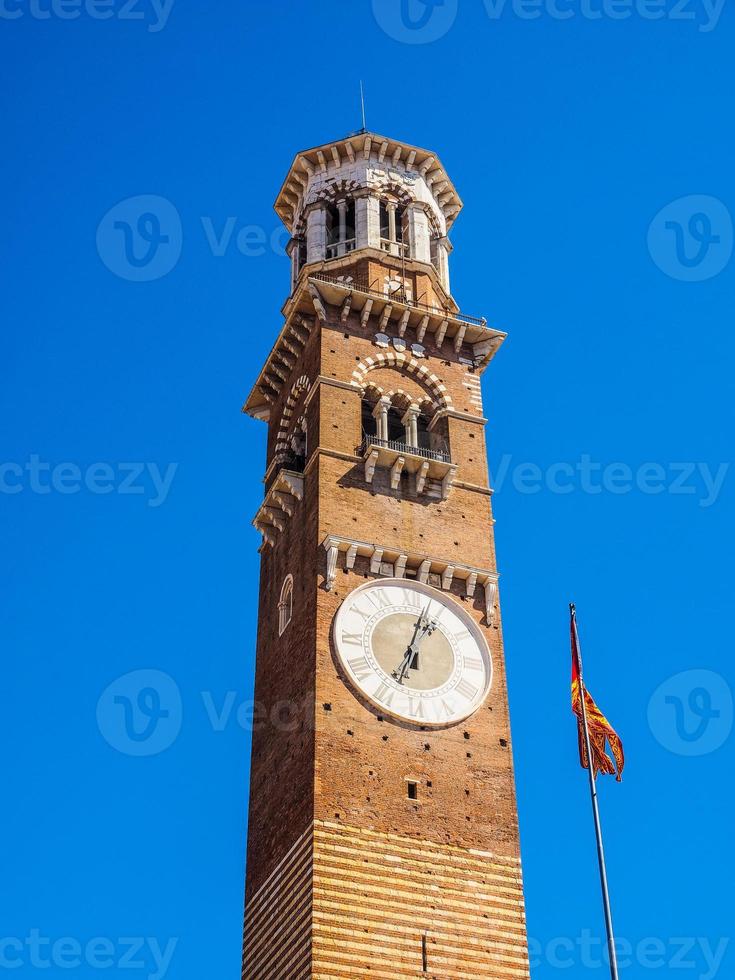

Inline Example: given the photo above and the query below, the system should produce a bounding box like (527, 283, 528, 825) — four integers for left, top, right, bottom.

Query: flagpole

(570, 603, 620, 980)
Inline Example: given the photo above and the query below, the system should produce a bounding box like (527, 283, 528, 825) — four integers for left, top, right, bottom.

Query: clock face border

(332, 578, 494, 728)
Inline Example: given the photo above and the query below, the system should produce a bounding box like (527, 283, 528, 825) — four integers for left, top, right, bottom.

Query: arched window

(289, 417, 307, 471)
(326, 199, 356, 258)
(417, 411, 431, 450)
(361, 398, 378, 439)
(278, 575, 294, 636)
(380, 201, 408, 257)
(386, 406, 404, 442)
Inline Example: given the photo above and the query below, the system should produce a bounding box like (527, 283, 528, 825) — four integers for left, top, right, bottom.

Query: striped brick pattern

(312, 820, 530, 980)
(242, 825, 313, 979)
(463, 373, 483, 412)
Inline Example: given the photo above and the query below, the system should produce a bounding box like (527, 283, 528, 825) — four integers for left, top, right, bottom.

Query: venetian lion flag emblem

(571, 610, 625, 781)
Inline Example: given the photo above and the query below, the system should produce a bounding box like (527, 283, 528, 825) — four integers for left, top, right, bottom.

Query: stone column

(336, 199, 347, 256)
(355, 196, 369, 250)
(373, 398, 390, 441)
(407, 206, 431, 264)
(286, 239, 298, 292)
(438, 241, 450, 291)
(402, 404, 420, 447)
(366, 196, 381, 250)
(306, 207, 326, 264)
(387, 202, 398, 255)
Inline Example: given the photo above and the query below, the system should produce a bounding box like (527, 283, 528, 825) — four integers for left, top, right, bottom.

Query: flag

(571, 612, 625, 781)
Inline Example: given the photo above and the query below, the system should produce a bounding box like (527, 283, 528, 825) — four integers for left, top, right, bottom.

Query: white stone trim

(322, 534, 498, 620)
(351, 351, 453, 408)
(253, 471, 305, 548)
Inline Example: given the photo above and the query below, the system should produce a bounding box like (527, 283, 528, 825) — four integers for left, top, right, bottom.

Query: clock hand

(393, 606, 430, 683)
(394, 611, 439, 683)
(410, 612, 438, 671)
(393, 644, 416, 684)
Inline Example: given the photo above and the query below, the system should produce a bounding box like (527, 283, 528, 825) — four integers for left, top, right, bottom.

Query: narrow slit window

(278, 575, 293, 636)
(407, 780, 418, 801)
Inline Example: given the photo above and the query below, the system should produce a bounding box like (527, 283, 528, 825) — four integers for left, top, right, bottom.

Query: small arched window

(380, 201, 408, 257)
(326, 199, 356, 258)
(278, 575, 294, 636)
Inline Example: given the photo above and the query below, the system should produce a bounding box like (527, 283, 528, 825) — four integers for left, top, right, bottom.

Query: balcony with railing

(358, 436, 457, 499)
(326, 238, 356, 260)
(379, 238, 409, 258)
(307, 270, 487, 329)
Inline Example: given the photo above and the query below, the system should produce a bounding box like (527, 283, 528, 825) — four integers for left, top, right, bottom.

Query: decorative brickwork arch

(382, 389, 437, 416)
(371, 177, 413, 209)
(314, 179, 361, 205)
(276, 375, 312, 457)
(351, 352, 452, 409)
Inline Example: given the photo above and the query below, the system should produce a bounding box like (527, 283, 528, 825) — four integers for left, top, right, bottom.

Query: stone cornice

(243, 276, 505, 421)
(274, 131, 463, 234)
(320, 533, 499, 626)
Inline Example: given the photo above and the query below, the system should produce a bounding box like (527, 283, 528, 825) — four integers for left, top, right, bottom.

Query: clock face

(333, 579, 492, 727)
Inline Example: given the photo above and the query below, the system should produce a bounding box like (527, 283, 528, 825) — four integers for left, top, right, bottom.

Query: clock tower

(241, 131, 530, 979)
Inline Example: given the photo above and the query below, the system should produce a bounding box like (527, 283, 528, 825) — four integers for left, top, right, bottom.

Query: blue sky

(1, 2, 733, 978)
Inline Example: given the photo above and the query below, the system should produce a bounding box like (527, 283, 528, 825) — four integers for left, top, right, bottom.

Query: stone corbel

(415, 460, 430, 494)
(281, 473, 304, 501)
(345, 543, 358, 569)
(390, 455, 405, 489)
(365, 449, 379, 483)
(441, 465, 458, 500)
(397, 309, 411, 337)
(370, 548, 384, 575)
(360, 299, 374, 328)
(465, 572, 478, 598)
(417, 559, 431, 584)
(416, 315, 429, 344)
(324, 539, 339, 591)
(340, 294, 352, 322)
(263, 507, 285, 533)
(435, 319, 449, 348)
(272, 492, 294, 517)
(484, 578, 498, 625)
(441, 566, 455, 590)
(308, 283, 327, 322)
(395, 554, 408, 578)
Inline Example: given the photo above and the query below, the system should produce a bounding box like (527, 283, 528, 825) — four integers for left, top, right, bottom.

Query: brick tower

(241, 131, 530, 979)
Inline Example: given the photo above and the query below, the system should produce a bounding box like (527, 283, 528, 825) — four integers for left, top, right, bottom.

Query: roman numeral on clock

(374, 681, 395, 707)
(366, 589, 392, 610)
(455, 678, 479, 701)
(407, 697, 425, 720)
(346, 656, 372, 682)
(341, 631, 363, 647)
(463, 655, 484, 671)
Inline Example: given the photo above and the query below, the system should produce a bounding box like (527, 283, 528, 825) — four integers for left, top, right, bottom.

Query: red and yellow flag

(571, 615, 625, 781)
